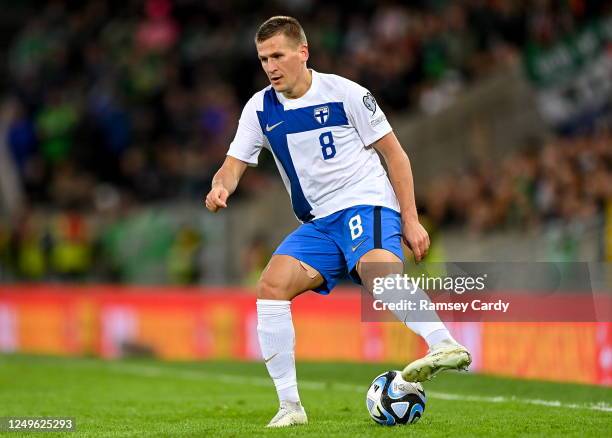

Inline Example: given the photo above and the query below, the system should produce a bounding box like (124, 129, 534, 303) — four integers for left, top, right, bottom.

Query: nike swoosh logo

(351, 239, 368, 252)
(263, 353, 279, 363)
(266, 121, 284, 132)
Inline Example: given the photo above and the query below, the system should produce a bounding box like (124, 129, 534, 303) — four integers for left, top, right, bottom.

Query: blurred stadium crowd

(1, 0, 610, 282)
(425, 132, 612, 232)
(5, 0, 609, 206)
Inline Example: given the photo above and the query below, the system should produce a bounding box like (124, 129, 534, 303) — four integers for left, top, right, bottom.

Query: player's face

(256, 33, 308, 95)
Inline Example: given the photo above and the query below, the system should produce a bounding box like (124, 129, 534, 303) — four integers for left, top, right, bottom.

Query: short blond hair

(255, 16, 307, 46)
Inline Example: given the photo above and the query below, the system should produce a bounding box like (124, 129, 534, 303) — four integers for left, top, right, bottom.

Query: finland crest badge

(314, 106, 329, 124)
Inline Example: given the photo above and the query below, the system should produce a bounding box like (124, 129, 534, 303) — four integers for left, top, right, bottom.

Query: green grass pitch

(0, 354, 610, 437)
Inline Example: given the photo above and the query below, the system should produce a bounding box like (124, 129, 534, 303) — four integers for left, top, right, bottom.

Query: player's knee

(256, 276, 289, 301)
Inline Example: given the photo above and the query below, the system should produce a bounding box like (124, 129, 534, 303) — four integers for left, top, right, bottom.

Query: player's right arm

(205, 156, 248, 212)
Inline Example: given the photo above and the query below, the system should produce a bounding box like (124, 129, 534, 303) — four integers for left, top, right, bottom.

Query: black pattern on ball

(366, 370, 426, 425)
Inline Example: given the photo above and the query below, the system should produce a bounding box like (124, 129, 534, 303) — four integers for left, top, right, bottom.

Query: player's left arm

(374, 132, 430, 262)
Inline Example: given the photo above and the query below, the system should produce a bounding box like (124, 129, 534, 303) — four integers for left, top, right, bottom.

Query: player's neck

(282, 68, 312, 100)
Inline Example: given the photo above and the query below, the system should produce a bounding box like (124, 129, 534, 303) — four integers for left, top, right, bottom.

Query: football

(366, 370, 426, 425)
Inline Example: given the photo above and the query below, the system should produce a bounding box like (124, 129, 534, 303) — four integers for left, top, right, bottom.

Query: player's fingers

(217, 189, 229, 207)
(207, 190, 223, 208)
(205, 200, 218, 212)
(212, 197, 226, 208)
(420, 236, 428, 256)
(213, 189, 227, 208)
(205, 194, 219, 212)
(411, 241, 423, 262)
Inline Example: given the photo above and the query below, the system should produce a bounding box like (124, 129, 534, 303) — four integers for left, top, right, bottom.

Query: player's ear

(299, 43, 309, 62)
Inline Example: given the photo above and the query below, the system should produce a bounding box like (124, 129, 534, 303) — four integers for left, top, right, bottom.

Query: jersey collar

(275, 69, 319, 107)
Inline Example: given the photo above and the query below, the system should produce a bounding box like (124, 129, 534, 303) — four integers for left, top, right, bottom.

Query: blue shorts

(273, 205, 404, 294)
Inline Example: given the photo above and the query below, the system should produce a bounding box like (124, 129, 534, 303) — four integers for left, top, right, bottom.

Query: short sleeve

(227, 96, 264, 166)
(344, 82, 392, 147)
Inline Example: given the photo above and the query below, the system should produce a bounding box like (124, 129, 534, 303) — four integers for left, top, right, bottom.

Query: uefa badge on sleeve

(363, 92, 377, 115)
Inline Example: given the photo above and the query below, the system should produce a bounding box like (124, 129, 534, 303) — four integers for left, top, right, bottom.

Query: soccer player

(205, 16, 471, 427)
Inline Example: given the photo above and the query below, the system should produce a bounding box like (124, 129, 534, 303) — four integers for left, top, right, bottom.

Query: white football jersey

(227, 69, 400, 222)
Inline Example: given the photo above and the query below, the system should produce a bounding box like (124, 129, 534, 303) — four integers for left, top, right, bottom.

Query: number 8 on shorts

(349, 214, 363, 240)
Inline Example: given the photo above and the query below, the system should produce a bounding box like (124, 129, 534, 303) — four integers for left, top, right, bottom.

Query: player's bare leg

(357, 249, 471, 382)
(256, 255, 323, 428)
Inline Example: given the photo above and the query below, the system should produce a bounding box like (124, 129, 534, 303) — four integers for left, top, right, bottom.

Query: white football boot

(402, 341, 472, 382)
(266, 401, 308, 428)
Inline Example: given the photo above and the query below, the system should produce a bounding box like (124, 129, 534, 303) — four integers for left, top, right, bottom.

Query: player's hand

(402, 219, 430, 263)
(205, 186, 229, 212)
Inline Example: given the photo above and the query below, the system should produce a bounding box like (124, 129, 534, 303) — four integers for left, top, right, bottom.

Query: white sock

(425, 328, 456, 347)
(257, 299, 300, 403)
(377, 275, 456, 349)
